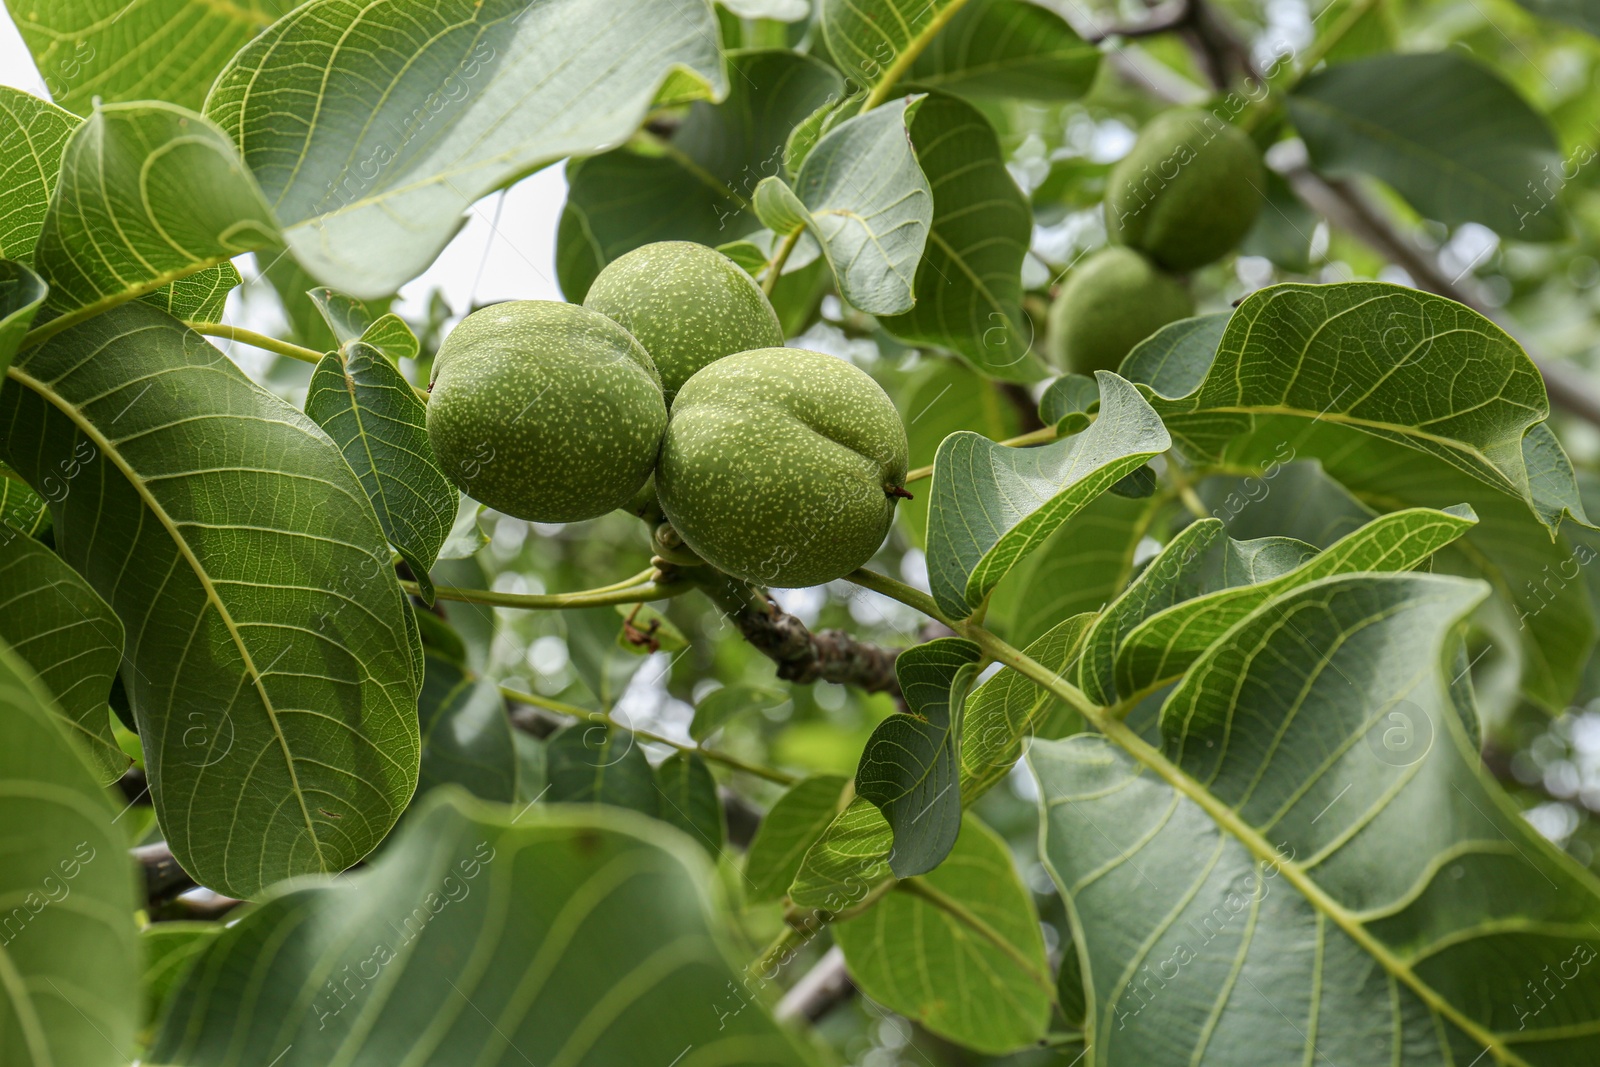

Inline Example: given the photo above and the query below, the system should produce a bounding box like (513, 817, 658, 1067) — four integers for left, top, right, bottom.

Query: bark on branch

(691, 570, 903, 695)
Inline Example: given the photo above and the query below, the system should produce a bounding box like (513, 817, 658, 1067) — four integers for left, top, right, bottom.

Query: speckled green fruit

(1105, 108, 1265, 271)
(658, 348, 909, 588)
(427, 301, 667, 523)
(1047, 247, 1194, 376)
(583, 241, 784, 403)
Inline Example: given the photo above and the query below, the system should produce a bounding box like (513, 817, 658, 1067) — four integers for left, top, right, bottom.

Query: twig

(905, 424, 1057, 482)
(410, 579, 690, 611)
(133, 841, 195, 904)
(183, 321, 326, 365)
(501, 686, 798, 784)
(763, 227, 803, 297)
(776, 946, 856, 1023)
(692, 570, 903, 694)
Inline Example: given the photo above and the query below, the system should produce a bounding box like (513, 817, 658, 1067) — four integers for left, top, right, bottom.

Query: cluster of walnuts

(426, 242, 910, 589)
(1049, 107, 1267, 375)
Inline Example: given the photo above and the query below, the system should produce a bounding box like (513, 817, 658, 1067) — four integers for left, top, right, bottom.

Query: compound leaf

(744, 774, 848, 903)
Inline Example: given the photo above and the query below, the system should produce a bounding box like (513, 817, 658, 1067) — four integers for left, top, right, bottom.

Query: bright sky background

(0, 10, 570, 334)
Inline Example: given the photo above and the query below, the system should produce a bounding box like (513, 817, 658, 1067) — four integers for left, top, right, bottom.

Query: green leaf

(417, 650, 517, 804)
(1038, 373, 1099, 433)
(0, 87, 79, 262)
(788, 796, 894, 911)
(895, 356, 1022, 548)
(0, 465, 49, 537)
(690, 683, 790, 742)
(1119, 312, 1228, 398)
(927, 371, 1171, 620)
(1198, 459, 1375, 548)
(0, 260, 47, 379)
(743, 774, 848, 903)
(308, 286, 420, 364)
(961, 613, 1091, 803)
(0, 529, 126, 782)
(655, 751, 726, 857)
(142, 261, 242, 322)
(820, 0, 965, 99)
(723, 0, 810, 17)
(140, 922, 219, 1035)
(206, 0, 727, 300)
(908, 0, 1099, 101)
(855, 637, 981, 877)
(1514, 0, 1600, 37)
(1116, 506, 1479, 695)
(752, 96, 932, 316)
(306, 341, 455, 603)
(1, 303, 421, 899)
(1078, 520, 1320, 705)
(31, 101, 280, 330)
(1137, 282, 1598, 709)
(878, 90, 1038, 380)
(557, 49, 844, 301)
(437, 496, 488, 561)
(545, 722, 660, 817)
(6, 0, 277, 114)
(835, 815, 1052, 1054)
(0, 634, 139, 1067)
(1288, 51, 1566, 240)
(152, 790, 813, 1066)
(1238, 169, 1318, 272)
(992, 490, 1160, 645)
(1031, 573, 1600, 1065)
(565, 606, 646, 710)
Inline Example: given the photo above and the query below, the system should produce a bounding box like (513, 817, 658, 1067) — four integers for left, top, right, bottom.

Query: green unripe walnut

(584, 241, 784, 403)
(658, 348, 909, 588)
(427, 301, 667, 523)
(1047, 247, 1194, 376)
(1105, 108, 1266, 271)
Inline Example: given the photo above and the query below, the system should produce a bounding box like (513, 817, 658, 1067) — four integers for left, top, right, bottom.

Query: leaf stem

(895, 877, 1059, 998)
(750, 925, 809, 977)
(500, 685, 797, 785)
(184, 321, 326, 365)
(904, 425, 1058, 483)
(410, 580, 689, 610)
(845, 567, 953, 627)
(859, 0, 977, 112)
(763, 227, 803, 296)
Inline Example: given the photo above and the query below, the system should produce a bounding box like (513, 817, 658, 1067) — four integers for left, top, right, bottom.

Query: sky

(0, 10, 570, 333)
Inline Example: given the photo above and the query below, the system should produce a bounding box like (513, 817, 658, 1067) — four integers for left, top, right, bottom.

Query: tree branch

(691, 569, 903, 695)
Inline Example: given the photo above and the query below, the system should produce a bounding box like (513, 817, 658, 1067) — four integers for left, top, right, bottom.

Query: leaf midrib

(1093, 712, 1531, 1065)
(5, 361, 327, 868)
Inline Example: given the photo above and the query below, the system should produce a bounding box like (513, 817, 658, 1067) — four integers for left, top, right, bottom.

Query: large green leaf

(557, 49, 843, 302)
(878, 90, 1038, 380)
(0, 530, 125, 782)
(306, 341, 454, 603)
(417, 649, 516, 804)
(1288, 52, 1565, 240)
(0, 88, 79, 262)
(1513, 0, 1600, 37)
(1116, 506, 1478, 695)
(689, 684, 789, 743)
(855, 637, 981, 877)
(753, 96, 932, 316)
(0, 261, 47, 379)
(1031, 573, 1600, 1065)
(5, 0, 278, 114)
(1133, 282, 1596, 709)
(927, 371, 1170, 620)
(0, 303, 420, 898)
(909, 0, 1098, 100)
(743, 774, 848, 903)
(205, 0, 726, 300)
(0, 635, 139, 1067)
(152, 790, 813, 1066)
(835, 815, 1052, 1054)
(141, 921, 219, 1038)
(142, 261, 242, 322)
(961, 613, 1091, 803)
(0, 465, 49, 537)
(30, 101, 279, 330)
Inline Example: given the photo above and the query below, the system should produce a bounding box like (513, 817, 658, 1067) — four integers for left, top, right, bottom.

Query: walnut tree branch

(690, 569, 903, 695)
